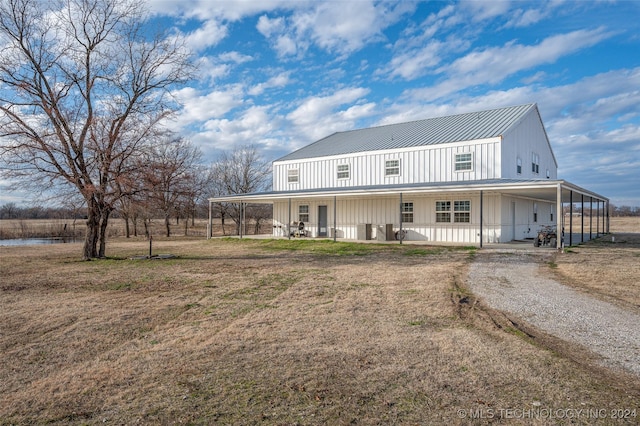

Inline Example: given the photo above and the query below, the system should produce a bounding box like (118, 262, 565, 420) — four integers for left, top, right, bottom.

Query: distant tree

(141, 136, 203, 237)
(209, 145, 271, 235)
(0, 0, 194, 259)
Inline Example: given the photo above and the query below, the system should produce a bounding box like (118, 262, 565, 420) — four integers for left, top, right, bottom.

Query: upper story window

(532, 153, 540, 174)
(299, 205, 309, 222)
(517, 157, 522, 175)
(455, 153, 473, 171)
(288, 169, 299, 183)
(385, 159, 400, 176)
(546, 169, 550, 179)
(401, 202, 414, 223)
(337, 164, 350, 179)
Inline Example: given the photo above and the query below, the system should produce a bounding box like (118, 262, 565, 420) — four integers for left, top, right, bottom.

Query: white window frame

(455, 153, 473, 172)
(517, 157, 522, 175)
(298, 205, 309, 223)
(385, 159, 400, 177)
(337, 164, 350, 180)
(436, 201, 451, 223)
(454, 200, 471, 223)
(401, 202, 414, 223)
(287, 169, 299, 183)
(532, 153, 540, 174)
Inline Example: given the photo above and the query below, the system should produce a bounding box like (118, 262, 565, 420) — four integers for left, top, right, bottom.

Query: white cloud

(248, 72, 292, 96)
(218, 51, 253, 64)
(407, 27, 614, 101)
(258, 1, 415, 58)
(181, 19, 228, 51)
(460, 0, 511, 22)
(286, 87, 375, 141)
(172, 85, 245, 129)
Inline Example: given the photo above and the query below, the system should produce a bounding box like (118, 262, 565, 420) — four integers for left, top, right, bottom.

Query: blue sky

(2, 0, 639, 207)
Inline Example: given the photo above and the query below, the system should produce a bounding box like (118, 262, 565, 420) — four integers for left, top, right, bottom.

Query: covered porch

(208, 179, 609, 249)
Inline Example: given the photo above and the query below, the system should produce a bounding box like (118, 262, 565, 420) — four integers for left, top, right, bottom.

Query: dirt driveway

(468, 250, 640, 377)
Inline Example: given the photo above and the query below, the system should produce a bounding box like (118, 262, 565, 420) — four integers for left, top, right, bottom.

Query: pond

(0, 238, 79, 247)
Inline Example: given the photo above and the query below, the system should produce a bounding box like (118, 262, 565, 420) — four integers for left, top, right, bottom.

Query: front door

(318, 205, 328, 237)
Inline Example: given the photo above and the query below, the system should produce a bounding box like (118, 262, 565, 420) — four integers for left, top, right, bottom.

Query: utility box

(376, 224, 394, 241)
(357, 223, 372, 240)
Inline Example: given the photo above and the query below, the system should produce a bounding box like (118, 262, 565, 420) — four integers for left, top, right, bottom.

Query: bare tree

(209, 145, 271, 235)
(141, 136, 203, 237)
(0, 0, 194, 259)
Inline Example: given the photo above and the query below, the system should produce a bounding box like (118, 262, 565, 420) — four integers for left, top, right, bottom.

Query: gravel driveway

(468, 250, 640, 377)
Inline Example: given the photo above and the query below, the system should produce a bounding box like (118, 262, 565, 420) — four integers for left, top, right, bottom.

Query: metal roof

(277, 103, 537, 162)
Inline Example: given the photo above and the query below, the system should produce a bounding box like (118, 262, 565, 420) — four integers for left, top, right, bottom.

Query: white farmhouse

(209, 103, 609, 248)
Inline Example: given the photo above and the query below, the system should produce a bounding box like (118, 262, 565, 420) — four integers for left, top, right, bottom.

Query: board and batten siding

(501, 107, 558, 180)
(273, 138, 502, 191)
(272, 192, 504, 244)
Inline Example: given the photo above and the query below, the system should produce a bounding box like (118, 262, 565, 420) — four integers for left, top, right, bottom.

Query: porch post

(239, 202, 243, 239)
(207, 200, 212, 239)
(556, 183, 563, 250)
(479, 190, 483, 248)
(589, 197, 593, 240)
(399, 193, 404, 245)
(569, 190, 573, 247)
(596, 200, 600, 236)
(288, 198, 291, 240)
(581, 194, 584, 243)
(333, 196, 337, 242)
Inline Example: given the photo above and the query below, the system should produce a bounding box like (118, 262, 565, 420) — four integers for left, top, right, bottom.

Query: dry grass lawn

(1, 233, 639, 424)
(549, 216, 640, 310)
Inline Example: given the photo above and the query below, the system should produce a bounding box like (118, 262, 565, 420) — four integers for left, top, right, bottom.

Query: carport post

(556, 183, 563, 250)
(288, 198, 291, 240)
(239, 202, 243, 239)
(399, 192, 403, 245)
(479, 190, 483, 249)
(606, 200, 610, 233)
(589, 197, 593, 240)
(207, 200, 212, 239)
(581, 194, 584, 243)
(603, 200, 606, 234)
(569, 190, 573, 247)
(333, 196, 337, 242)
(596, 200, 600, 236)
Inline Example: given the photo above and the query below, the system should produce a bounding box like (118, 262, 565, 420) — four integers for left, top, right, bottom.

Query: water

(0, 238, 78, 246)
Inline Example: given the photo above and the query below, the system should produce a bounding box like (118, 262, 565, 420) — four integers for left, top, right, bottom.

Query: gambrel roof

(277, 103, 538, 162)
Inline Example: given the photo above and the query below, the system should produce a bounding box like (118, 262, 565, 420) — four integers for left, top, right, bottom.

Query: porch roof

(209, 179, 608, 204)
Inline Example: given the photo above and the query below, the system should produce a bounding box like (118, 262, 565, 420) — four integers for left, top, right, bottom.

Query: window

(401, 202, 414, 223)
(455, 153, 473, 171)
(532, 153, 540, 174)
(517, 157, 522, 175)
(436, 201, 451, 222)
(546, 169, 550, 179)
(533, 203, 538, 223)
(288, 169, 299, 183)
(437, 200, 470, 222)
(454, 200, 471, 223)
(298, 205, 309, 223)
(337, 164, 350, 179)
(385, 159, 400, 176)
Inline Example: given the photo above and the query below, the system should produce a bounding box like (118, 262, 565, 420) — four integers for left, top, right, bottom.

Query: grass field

(0, 218, 638, 424)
